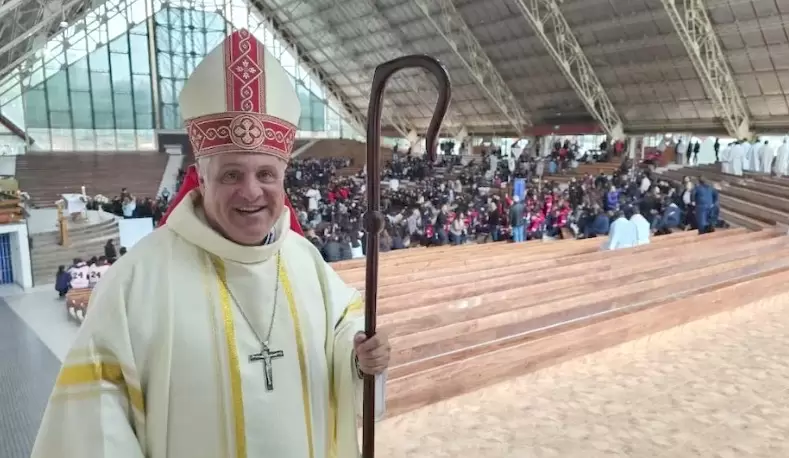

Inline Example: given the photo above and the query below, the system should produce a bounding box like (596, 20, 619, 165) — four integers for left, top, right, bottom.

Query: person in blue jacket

(693, 177, 719, 234)
(584, 206, 610, 238)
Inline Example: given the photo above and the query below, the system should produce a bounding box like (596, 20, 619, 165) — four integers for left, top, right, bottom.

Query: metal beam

(361, 0, 464, 136)
(252, 0, 413, 137)
(511, 0, 624, 139)
(660, 0, 751, 138)
(411, 0, 531, 136)
(0, 0, 27, 22)
(0, 0, 88, 77)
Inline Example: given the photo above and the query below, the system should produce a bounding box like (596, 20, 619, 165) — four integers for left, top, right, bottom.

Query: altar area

(25, 208, 116, 235)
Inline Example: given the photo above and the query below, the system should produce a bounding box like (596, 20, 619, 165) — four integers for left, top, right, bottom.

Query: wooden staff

(362, 55, 451, 458)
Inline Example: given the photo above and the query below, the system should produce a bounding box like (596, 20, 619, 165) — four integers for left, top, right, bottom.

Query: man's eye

(222, 171, 240, 182)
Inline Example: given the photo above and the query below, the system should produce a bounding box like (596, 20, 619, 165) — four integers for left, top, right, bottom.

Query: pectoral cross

(249, 343, 284, 391)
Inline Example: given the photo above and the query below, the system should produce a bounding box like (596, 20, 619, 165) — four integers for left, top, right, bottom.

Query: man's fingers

(355, 333, 389, 353)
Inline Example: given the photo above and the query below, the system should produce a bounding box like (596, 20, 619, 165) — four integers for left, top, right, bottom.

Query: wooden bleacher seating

(16, 152, 168, 208)
(297, 139, 393, 175)
(67, 224, 789, 418)
(658, 165, 789, 231)
(334, 226, 789, 416)
(547, 160, 621, 184)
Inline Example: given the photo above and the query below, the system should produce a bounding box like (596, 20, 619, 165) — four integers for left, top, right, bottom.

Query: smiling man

(31, 29, 389, 458)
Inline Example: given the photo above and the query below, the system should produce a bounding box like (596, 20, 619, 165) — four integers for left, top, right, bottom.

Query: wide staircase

(17, 153, 168, 208)
(656, 164, 789, 231)
(298, 139, 392, 176)
(547, 161, 621, 184)
(30, 218, 120, 286)
(332, 227, 789, 416)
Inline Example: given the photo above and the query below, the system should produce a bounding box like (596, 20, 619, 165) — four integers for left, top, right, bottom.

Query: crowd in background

(86, 186, 171, 226)
(283, 141, 723, 263)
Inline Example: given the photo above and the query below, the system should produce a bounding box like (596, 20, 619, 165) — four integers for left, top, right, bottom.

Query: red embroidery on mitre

(186, 29, 296, 159)
(187, 112, 297, 159)
(224, 28, 266, 113)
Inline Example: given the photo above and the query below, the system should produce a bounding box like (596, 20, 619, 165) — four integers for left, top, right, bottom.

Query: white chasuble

(31, 192, 385, 458)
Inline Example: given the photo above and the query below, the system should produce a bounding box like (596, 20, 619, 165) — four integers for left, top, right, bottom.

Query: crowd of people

(282, 143, 723, 263)
(55, 239, 126, 297)
(86, 187, 171, 226)
(64, 140, 722, 273)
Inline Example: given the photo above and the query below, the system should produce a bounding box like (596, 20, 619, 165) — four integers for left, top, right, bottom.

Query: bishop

(31, 29, 390, 458)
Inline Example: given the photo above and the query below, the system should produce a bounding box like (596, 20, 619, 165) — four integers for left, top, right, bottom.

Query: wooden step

(385, 242, 789, 415)
(364, 231, 711, 298)
(719, 209, 771, 231)
(730, 180, 789, 200)
(332, 241, 512, 270)
(376, 230, 778, 329)
(722, 185, 789, 214)
(388, 245, 787, 374)
(364, 229, 757, 308)
(342, 229, 742, 290)
(719, 194, 789, 225)
(751, 174, 789, 189)
(339, 230, 712, 286)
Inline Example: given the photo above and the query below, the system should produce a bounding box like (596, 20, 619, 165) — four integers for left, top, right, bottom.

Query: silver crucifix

(249, 342, 284, 391)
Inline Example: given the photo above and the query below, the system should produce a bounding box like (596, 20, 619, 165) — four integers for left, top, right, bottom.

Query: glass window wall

(0, 0, 363, 152)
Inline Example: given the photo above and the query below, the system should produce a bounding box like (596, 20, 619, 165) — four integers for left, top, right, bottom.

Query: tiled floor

(376, 293, 789, 458)
(5, 289, 78, 361)
(0, 296, 62, 458)
(4, 288, 789, 458)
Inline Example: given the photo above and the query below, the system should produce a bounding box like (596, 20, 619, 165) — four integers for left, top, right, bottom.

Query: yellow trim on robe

(335, 297, 364, 330)
(211, 257, 247, 458)
(327, 297, 363, 458)
(55, 361, 145, 414)
(201, 254, 231, 458)
(280, 259, 316, 458)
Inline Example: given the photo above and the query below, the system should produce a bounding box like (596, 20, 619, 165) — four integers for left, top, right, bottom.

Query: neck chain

(215, 252, 281, 348)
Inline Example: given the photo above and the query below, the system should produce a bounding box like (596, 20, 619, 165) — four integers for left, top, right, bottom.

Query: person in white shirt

(69, 260, 90, 289)
(305, 187, 320, 211)
(629, 209, 651, 246)
(776, 138, 789, 177)
(88, 256, 111, 286)
(602, 211, 638, 251)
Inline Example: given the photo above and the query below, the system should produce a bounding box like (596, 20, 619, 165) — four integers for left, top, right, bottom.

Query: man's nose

(237, 177, 263, 201)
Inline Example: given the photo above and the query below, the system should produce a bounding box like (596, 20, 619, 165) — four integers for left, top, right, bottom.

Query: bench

(382, 229, 789, 415)
(65, 288, 92, 322)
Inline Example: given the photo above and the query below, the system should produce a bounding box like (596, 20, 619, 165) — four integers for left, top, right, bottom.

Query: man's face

(198, 152, 286, 246)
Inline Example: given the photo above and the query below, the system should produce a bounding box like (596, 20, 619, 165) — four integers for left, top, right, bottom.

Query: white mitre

(180, 28, 300, 160)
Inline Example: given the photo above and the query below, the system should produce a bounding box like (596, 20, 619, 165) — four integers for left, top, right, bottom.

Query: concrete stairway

(30, 219, 120, 286)
(296, 139, 392, 175)
(17, 152, 168, 208)
(546, 161, 621, 184)
(333, 227, 789, 416)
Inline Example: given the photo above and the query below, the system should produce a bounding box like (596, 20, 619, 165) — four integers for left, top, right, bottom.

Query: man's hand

(353, 331, 390, 376)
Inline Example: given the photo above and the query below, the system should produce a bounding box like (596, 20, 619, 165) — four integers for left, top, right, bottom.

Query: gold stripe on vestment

(201, 253, 231, 458)
(335, 297, 364, 330)
(280, 258, 316, 458)
(211, 256, 247, 458)
(55, 360, 145, 415)
(327, 296, 363, 458)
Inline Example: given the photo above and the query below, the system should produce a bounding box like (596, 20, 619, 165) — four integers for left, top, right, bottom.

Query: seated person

(602, 210, 637, 251)
(654, 202, 682, 235)
(583, 206, 610, 238)
(68, 259, 90, 290)
(88, 256, 111, 286)
(629, 208, 651, 245)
